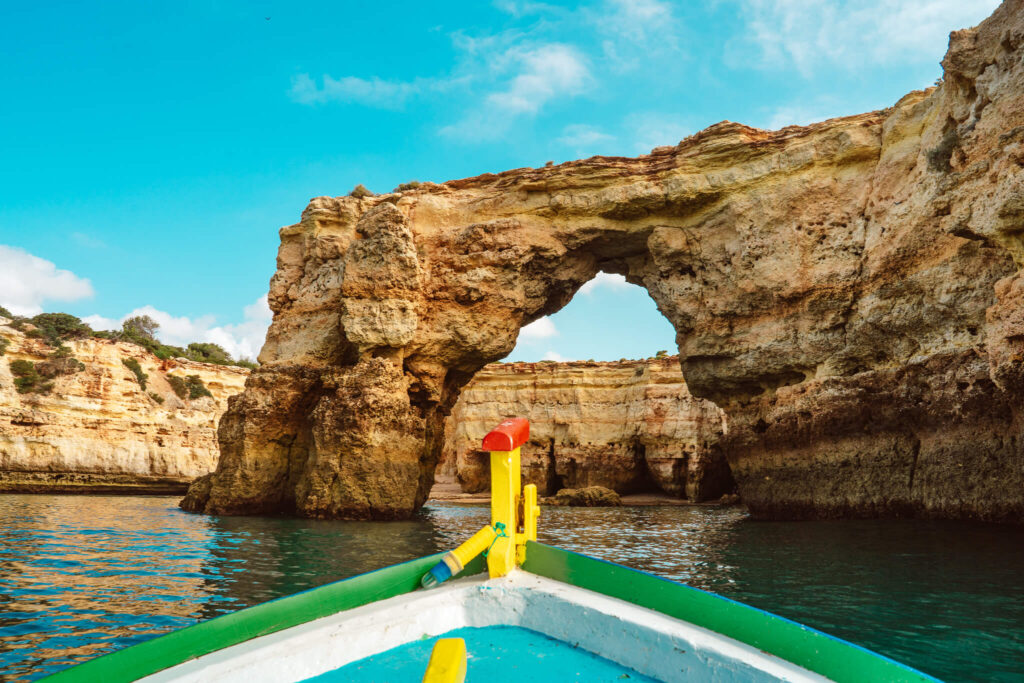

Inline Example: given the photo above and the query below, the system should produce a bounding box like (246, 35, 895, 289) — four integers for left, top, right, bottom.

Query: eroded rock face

(440, 357, 730, 501)
(184, 1, 1024, 521)
(0, 322, 248, 493)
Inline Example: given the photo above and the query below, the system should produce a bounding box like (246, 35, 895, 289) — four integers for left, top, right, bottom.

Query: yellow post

(487, 447, 519, 578)
(421, 418, 535, 589)
(517, 483, 540, 564)
(422, 638, 467, 683)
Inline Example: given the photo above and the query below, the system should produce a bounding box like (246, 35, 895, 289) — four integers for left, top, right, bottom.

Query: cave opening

(439, 270, 734, 504)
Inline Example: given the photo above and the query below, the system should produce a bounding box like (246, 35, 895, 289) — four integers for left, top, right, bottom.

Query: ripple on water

(0, 495, 1023, 682)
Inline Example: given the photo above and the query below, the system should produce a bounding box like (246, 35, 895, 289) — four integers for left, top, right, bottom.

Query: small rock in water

(554, 486, 622, 507)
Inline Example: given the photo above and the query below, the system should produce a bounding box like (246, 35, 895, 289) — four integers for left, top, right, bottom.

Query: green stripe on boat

(43, 553, 485, 683)
(522, 542, 939, 683)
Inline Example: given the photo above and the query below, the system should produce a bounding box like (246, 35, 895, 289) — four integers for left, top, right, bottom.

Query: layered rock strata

(0, 321, 248, 493)
(441, 357, 731, 501)
(185, 1, 1024, 521)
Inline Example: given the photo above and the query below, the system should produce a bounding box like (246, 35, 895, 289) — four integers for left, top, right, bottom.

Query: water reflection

(0, 495, 1022, 682)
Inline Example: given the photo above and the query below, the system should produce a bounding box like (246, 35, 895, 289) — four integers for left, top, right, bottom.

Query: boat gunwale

(42, 542, 940, 683)
(522, 541, 941, 683)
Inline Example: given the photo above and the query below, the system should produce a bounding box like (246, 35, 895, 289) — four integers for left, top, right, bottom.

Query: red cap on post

(482, 418, 530, 452)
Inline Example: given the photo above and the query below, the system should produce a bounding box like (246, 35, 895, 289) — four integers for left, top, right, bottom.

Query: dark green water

(0, 495, 1022, 682)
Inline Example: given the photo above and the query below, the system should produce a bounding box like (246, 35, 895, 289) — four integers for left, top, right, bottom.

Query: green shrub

(393, 180, 421, 192)
(233, 358, 258, 370)
(185, 342, 231, 364)
(167, 375, 188, 399)
(122, 358, 148, 391)
(9, 359, 52, 394)
(0, 305, 12, 318)
(655, 350, 667, 358)
(122, 315, 159, 342)
(148, 391, 165, 404)
(29, 313, 92, 346)
(349, 184, 374, 198)
(37, 347, 85, 377)
(185, 375, 212, 399)
(0, 338, 8, 356)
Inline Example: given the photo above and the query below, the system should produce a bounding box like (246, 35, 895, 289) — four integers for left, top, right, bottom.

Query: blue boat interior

(302, 625, 660, 683)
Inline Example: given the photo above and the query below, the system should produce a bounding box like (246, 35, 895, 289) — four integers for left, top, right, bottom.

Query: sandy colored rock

(441, 356, 730, 501)
(185, 1, 1024, 522)
(0, 321, 248, 493)
(553, 486, 622, 507)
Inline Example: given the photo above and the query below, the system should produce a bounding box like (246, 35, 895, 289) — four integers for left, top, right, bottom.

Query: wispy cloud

(84, 294, 272, 361)
(542, 350, 569, 362)
(627, 113, 691, 154)
(593, 0, 683, 71)
(760, 98, 850, 129)
(579, 272, 631, 295)
(289, 74, 454, 108)
(0, 245, 93, 316)
(442, 43, 591, 140)
(70, 232, 106, 249)
(557, 123, 614, 155)
(518, 316, 558, 342)
(731, 0, 1001, 76)
(492, 0, 562, 17)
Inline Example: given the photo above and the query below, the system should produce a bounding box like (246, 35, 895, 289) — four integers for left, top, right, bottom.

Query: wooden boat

(47, 419, 938, 683)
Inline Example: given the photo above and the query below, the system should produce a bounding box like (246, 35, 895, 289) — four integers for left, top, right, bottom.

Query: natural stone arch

(184, 3, 1024, 521)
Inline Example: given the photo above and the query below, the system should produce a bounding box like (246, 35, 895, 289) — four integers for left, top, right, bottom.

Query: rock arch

(184, 1, 1024, 521)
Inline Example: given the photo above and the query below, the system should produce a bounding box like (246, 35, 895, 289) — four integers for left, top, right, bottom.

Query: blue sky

(0, 0, 1000, 360)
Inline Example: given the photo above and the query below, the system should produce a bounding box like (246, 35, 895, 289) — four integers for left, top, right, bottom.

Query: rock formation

(184, 1, 1024, 522)
(0, 320, 248, 493)
(440, 357, 730, 501)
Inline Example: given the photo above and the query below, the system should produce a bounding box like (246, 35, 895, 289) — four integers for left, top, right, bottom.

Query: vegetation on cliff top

(2, 310, 257, 369)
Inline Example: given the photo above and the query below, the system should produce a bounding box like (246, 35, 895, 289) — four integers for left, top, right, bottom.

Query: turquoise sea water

(0, 495, 1022, 682)
(306, 625, 660, 682)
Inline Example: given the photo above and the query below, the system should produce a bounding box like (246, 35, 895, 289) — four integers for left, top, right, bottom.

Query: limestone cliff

(184, 1, 1024, 522)
(441, 357, 731, 501)
(0, 320, 248, 493)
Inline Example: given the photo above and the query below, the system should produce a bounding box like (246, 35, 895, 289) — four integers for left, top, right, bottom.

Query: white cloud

(493, 0, 560, 16)
(85, 294, 273, 361)
(487, 44, 590, 114)
(557, 123, 615, 155)
(0, 245, 93, 316)
(542, 350, 569, 362)
(733, 0, 1001, 75)
(289, 74, 428, 108)
(593, 0, 682, 71)
(603, 0, 675, 41)
(579, 272, 631, 295)
(518, 316, 558, 342)
(441, 43, 590, 140)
